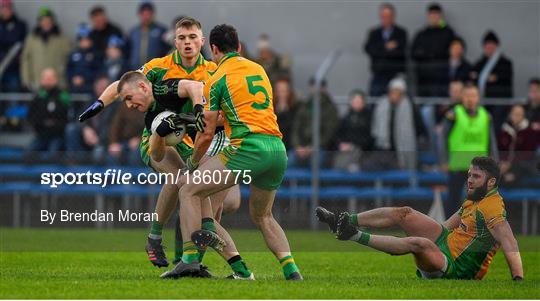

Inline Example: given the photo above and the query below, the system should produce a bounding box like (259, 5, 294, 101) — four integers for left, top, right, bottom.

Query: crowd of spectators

(0, 0, 538, 186)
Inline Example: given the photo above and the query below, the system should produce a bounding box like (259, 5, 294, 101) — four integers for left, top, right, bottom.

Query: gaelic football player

(317, 156, 523, 280)
(162, 24, 303, 280)
(78, 17, 240, 269)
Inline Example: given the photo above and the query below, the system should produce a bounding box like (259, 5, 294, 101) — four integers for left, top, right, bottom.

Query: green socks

(148, 221, 163, 240)
(348, 213, 358, 227)
(174, 240, 183, 263)
(165, 218, 217, 264)
(228, 255, 252, 278)
(201, 217, 216, 232)
(350, 231, 371, 246)
(279, 255, 300, 279)
(181, 241, 199, 264)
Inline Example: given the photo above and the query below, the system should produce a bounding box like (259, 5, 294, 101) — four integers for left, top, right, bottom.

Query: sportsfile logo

(40, 169, 252, 188)
(40, 169, 184, 188)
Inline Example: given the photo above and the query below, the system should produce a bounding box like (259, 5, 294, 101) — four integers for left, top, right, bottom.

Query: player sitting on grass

(317, 156, 523, 280)
(161, 24, 302, 281)
(79, 17, 240, 269)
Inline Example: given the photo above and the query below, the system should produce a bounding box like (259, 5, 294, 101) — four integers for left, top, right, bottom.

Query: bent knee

(223, 197, 241, 215)
(250, 211, 273, 226)
(404, 237, 435, 253)
(393, 206, 415, 221)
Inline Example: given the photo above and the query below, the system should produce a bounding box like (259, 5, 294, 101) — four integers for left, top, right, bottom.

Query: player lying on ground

(317, 156, 523, 280)
(78, 17, 240, 268)
(160, 24, 302, 280)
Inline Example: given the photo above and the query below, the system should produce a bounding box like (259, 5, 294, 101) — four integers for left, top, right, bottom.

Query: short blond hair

(117, 71, 148, 94)
(175, 16, 202, 31)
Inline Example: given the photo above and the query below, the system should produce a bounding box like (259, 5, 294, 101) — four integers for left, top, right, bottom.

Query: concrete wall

(14, 0, 540, 98)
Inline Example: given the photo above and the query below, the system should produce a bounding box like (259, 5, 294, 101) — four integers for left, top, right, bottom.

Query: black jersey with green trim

(144, 79, 191, 132)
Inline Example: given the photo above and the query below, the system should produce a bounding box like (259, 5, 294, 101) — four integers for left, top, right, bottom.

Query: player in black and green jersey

(78, 17, 240, 270)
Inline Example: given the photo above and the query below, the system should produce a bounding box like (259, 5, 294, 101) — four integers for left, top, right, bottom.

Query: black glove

(176, 113, 196, 125)
(79, 100, 104, 122)
(512, 275, 523, 281)
(155, 114, 186, 137)
(193, 104, 206, 132)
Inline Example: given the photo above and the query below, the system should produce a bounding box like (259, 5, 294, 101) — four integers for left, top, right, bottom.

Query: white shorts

(205, 130, 229, 157)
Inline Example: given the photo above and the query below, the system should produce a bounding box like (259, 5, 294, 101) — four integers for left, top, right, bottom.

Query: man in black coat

(470, 31, 513, 129)
(88, 6, 124, 64)
(364, 3, 407, 97)
(470, 31, 513, 98)
(411, 3, 455, 97)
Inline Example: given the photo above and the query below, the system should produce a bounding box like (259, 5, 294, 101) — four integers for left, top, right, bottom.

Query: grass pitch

(1, 228, 539, 299)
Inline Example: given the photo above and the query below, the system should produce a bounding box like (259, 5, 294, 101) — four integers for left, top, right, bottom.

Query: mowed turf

(1, 228, 539, 299)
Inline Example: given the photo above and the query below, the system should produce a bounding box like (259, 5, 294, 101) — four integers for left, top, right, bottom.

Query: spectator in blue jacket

(127, 1, 168, 70)
(103, 35, 128, 82)
(0, 0, 27, 92)
(67, 23, 99, 93)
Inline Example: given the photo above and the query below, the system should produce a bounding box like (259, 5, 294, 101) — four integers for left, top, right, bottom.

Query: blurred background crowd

(0, 0, 538, 187)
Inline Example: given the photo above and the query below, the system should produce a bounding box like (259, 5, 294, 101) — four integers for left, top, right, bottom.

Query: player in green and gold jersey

(78, 17, 240, 269)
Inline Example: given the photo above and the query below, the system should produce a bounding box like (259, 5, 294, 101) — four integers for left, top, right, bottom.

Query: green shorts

(139, 128, 193, 168)
(416, 225, 482, 280)
(218, 133, 287, 191)
(433, 226, 459, 279)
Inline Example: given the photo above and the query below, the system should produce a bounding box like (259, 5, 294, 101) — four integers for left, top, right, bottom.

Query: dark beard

(467, 181, 488, 201)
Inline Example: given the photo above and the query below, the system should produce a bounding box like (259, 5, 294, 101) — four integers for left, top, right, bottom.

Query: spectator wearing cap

(0, 0, 27, 92)
(334, 89, 374, 171)
(66, 23, 98, 93)
(127, 1, 168, 70)
(470, 30, 514, 129)
(88, 5, 123, 63)
(470, 31, 513, 98)
(411, 3, 455, 97)
(102, 35, 127, 81)
(290, 78, 339, 167)
(255, 33, 291, 84)
(20, 6, 70, 91)
(371, 77, 418, 170)
(364, 3, 408, 97)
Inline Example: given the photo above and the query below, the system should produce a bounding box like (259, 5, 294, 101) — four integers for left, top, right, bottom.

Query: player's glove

(181, 155, 199, 174)
(155, 114, 187, 137)
(176, 113, 197, 125)
(193, 104, 206, 132)
(512, 275, 523, 281)
(78, 99, 104, 122)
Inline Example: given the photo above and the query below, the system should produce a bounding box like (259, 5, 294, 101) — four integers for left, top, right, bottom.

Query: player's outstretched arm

(489, 221, 524, 280)
(78, 80, 120, 122)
